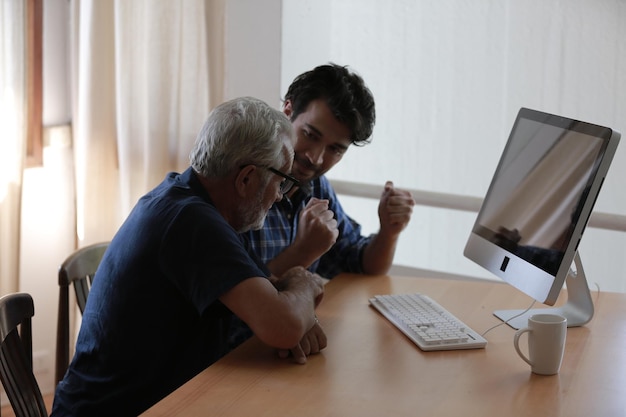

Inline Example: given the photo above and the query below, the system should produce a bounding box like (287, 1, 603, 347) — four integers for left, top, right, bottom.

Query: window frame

(25, 0, 43, 167)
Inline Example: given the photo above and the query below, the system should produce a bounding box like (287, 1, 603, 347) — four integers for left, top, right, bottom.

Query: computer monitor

(464, 107, 620, 329)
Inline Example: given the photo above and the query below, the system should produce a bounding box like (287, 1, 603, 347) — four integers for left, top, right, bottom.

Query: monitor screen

(464, 107, 620, 328)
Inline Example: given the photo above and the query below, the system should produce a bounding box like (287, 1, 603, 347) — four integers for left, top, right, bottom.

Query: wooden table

(142, 273, 626, 417)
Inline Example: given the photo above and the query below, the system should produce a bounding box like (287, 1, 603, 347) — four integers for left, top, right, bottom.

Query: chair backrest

(55, 242, 109, 386)
(0, 292, 48, 417)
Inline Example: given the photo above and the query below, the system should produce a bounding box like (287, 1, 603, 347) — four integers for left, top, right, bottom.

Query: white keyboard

(369, 293, 487, 351)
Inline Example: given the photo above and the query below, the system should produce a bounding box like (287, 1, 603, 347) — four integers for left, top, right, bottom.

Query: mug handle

(513, 327, 533, 366)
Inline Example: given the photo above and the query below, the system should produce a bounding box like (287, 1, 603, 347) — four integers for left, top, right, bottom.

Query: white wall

(224, 0, 282, 106)
(281, 0, 626, 293)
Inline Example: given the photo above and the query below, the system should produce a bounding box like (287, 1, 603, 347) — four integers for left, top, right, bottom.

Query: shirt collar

(180, 167, 213, 205)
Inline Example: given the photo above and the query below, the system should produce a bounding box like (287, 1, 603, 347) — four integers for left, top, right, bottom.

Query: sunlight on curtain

(70, 0, 120, 246)
(70, 0, 220, 245)
(0, 0, 26, 294)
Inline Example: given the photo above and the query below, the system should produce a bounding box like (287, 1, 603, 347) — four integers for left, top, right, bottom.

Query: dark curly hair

(284, 63, 376, 146)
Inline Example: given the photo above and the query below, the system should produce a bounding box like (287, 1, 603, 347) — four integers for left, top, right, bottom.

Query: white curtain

(70, 0, 223, 246)
(0, 0, 27, 295)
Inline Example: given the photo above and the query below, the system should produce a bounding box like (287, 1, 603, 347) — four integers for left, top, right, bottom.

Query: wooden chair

(0, 293, 48, 417)
(55, 242, 109, 386)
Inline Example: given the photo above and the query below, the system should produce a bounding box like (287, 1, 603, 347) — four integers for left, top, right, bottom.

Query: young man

(233, 64, 415, 354)
(246, 63, 415, 279)
(51, 97, 325, 417)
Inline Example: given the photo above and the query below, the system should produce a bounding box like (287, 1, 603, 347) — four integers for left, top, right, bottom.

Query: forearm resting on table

(222, 270, 323, 349)
(266, 271, 323, 347)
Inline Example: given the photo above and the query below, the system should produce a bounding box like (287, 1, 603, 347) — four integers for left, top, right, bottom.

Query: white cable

(481, 300, 536, 337)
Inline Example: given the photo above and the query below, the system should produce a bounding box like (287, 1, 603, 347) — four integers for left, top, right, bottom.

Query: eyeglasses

(266, 167, 300, 194)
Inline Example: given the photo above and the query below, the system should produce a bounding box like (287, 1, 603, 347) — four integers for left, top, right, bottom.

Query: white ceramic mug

(513, 314, 567, 375)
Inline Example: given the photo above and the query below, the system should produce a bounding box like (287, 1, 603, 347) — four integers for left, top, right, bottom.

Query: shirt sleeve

(159, 201, 267, 315)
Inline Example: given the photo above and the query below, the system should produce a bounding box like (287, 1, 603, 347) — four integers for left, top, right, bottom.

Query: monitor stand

(493, 252, 594, 330)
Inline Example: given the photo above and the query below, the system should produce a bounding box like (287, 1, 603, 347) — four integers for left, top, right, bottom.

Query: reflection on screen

(474, 119, 604, 275)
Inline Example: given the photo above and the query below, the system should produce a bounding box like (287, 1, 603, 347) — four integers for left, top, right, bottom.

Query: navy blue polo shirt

(51, 167, 269, 417)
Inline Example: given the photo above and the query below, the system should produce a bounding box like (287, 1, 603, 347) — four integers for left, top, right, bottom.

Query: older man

(51, 97, 325, 417)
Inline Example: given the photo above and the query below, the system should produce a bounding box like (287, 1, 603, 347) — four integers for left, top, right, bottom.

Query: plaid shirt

(244, 175, 372, 279)
(228, 176, 373, 349)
